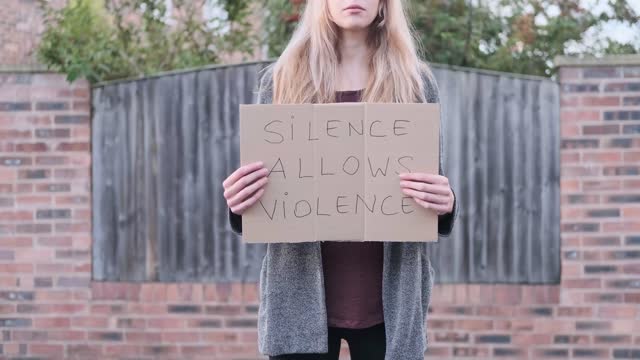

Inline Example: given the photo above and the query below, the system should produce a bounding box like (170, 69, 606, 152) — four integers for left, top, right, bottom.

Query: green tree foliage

(263, 0, 304, 57)
(410, 0, 639, 76)
(264, 0, 639, 77)
(37, 0, 255, 83)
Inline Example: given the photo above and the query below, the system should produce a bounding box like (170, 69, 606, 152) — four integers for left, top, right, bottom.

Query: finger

(223, 161, 264, 189)
(398, 172, 447, 184)
(414, 197, 449, 214)
(399, 180, 449, 196)
(413, 197, 430, 209)
(230, 188, 265, 214)
(401, 188, 448, 205)
(228, 176, 269, 207)
(224, 167, 269, 200)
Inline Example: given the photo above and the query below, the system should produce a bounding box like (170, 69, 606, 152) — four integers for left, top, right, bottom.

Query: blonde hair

(270, 0, 434, 104)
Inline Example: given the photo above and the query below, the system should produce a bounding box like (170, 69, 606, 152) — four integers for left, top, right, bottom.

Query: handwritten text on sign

(239, 103, 440, 243)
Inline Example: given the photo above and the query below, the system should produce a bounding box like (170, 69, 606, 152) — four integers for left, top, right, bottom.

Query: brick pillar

(556, 55, 640, 358)
(0, 69, 92, 357)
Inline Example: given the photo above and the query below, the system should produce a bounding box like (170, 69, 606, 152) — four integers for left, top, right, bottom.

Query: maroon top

(321, 89, 384, 329)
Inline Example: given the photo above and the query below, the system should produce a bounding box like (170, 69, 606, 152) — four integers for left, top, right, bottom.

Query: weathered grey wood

(142, 79, 159, 281)
(91, 86, 106, 278)
(541, 80, 562, 283)
(425, 66, 561, 284)
(92, 61, 561, 284)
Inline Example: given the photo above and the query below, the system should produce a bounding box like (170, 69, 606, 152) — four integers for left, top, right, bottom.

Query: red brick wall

(1, 58, 639, 359)
(0, 0, 68, 66)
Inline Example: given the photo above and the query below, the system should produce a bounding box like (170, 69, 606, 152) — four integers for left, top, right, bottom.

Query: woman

(222, 1, 458, 359)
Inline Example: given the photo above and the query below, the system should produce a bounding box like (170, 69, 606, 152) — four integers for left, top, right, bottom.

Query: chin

(337, 20, 371, 31)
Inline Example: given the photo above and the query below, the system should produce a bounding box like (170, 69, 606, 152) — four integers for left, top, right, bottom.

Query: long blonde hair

(270, 0, 433, 104)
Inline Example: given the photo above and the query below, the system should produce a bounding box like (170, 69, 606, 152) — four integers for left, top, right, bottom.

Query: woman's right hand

(223, 161, 269, 215)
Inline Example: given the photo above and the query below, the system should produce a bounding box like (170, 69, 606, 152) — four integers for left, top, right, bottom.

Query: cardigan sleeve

(227, 64, 275, 235)
(229, 208, 242, 234)
(422, 67, 459, 237)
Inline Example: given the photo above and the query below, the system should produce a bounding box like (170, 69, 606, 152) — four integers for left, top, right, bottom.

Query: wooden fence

(91, 61, 560, 284)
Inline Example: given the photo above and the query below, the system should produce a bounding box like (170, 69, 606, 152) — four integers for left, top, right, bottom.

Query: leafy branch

(36, 0, 256, 83)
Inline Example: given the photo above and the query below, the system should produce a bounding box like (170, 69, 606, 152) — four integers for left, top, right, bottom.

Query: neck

(336, 28, 369, 91)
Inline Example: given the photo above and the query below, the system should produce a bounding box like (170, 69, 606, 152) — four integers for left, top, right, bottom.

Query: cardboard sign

(239, 103, 440, 243)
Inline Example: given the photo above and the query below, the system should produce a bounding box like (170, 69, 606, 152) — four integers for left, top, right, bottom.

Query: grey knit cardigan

(228, 64, 458, 359)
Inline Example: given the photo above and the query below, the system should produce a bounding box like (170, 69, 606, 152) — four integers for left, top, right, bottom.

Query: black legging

(268, 322, 386, 360)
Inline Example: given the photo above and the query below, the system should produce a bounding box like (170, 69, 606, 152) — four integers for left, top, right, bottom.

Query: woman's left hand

(398, 172, 454, 215)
